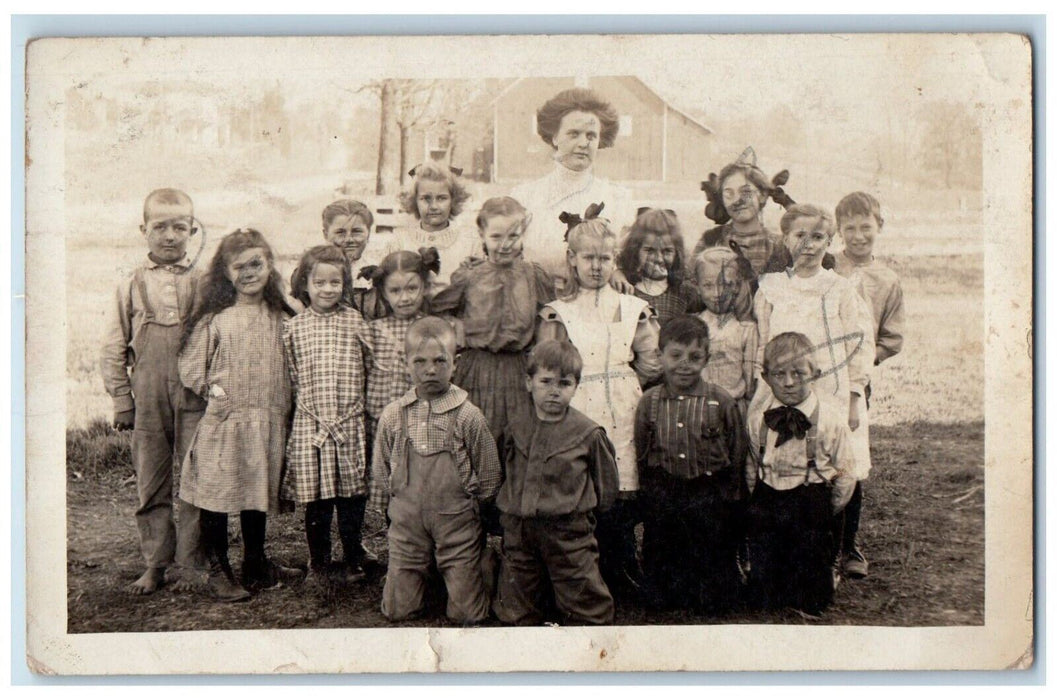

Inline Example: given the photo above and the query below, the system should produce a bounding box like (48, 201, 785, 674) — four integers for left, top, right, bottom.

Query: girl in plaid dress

(283, 245, 374, 587)
(178, 229, 301, 602)
(362, 248, 440, 441)
(617, 208, 704, 325)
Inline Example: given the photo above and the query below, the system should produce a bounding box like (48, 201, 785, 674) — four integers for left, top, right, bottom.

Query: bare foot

(168, 568, 209, 593)
(128, 567, 165, 595)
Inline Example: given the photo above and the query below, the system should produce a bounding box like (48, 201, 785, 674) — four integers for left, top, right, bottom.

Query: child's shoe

(334, 560, 367, 586)
(242, 558, 306, 591)
(842, 547, 869, 579)
(207, 558, 251, 602)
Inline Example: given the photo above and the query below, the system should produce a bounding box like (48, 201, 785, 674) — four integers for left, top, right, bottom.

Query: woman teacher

(511, 88, 633, 286)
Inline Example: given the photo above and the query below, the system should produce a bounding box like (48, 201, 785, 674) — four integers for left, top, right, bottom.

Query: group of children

(101, 147, 904, 622)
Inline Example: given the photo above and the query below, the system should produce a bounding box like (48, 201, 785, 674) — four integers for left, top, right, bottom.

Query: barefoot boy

(100, 188, 207, 594)
(492, 340, 620, 625)
(368, 316, 501, 623)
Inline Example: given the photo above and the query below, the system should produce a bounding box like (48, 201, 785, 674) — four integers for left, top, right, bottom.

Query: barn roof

(490, 75, 713, 135)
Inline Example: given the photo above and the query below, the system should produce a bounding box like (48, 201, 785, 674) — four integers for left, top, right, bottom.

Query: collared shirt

(368, 384, 501, 513)
(746, 392, 856, 494)
(634, 383, 747, 497)
(100, 254, 202, 413)
(833, 251, 905, 365)
(496, 406, 619, 518)
(698, 309, 759, 402)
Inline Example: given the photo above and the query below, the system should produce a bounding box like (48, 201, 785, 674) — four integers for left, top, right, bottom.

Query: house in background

(490, 75, 714, 185)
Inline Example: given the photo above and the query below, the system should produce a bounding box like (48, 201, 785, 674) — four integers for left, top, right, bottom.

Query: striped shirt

(368, 384, 501, 513)
(634, 382, 748, 492)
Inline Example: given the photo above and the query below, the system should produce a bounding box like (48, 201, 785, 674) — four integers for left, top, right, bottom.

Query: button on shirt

(634, 383, 748, 497)
(368, 384, 501, 513)
(100, 255, 202, 413)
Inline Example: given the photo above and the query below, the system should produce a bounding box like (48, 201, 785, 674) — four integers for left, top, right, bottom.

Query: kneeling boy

(369, 317, 501, 624)
(745, 332, 856, 616)
(493, 340, 620, 625)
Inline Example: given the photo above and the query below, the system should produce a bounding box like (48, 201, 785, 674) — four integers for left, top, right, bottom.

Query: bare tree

(919, 101, 982, 190)
(394, 80, 439, 187)
(359, 79, 402, 196)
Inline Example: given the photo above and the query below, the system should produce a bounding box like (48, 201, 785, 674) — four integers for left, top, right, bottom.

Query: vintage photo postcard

(25, 32, 1033, 674)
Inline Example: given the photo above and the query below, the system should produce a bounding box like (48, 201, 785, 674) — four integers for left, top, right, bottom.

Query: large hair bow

(417, 246, 442, 276)
(357, 265, 387, 289)
(558, 202, 605, 241)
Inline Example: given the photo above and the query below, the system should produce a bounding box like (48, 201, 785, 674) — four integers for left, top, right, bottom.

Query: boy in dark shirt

(492, 340, 620, 625)
(635, 315, 748, 613)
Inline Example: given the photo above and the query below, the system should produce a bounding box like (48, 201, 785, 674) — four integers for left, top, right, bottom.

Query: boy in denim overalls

(100, 189, 207, 594)
(368, 317, 501, 623)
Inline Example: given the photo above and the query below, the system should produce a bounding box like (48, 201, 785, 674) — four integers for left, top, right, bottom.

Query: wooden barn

(491, 75, 714, 184)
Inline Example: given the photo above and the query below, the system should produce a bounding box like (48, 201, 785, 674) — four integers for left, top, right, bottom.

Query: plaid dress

(281, 305, 372, 503)
(178, 303, 291, 514)
(365, 313, 424, 423)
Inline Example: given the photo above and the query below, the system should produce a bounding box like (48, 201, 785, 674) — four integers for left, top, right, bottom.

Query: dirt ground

(65, 421, 984, 633)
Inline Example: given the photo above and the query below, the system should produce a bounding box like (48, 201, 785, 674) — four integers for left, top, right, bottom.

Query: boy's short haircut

(322, 199, 374, 230)
(143, 188, 193, 221)
(658, 314, 710, 352)
(405, 316, 456, 356)
(779, 203, 835, 238)
(763, 332, 818, 373)
(526, 339, 583, 383)
(835, 191, 884, 228)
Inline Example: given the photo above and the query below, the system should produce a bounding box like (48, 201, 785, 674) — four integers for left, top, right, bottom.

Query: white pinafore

(547, 287, 648, 492)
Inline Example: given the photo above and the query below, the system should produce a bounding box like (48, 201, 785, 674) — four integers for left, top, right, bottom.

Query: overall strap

(704, 383, 721, 435)
(648, 387, 661, 426)
(133, 267, 157, 320)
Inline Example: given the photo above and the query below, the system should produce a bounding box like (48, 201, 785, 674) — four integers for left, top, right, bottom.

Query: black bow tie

(764, 406, 812, 447)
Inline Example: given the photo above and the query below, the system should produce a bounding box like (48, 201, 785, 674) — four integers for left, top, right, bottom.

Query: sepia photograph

(24, 31, 1033, 674)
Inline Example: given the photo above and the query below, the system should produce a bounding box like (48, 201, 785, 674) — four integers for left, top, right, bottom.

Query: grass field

(62, 180, 985, 631)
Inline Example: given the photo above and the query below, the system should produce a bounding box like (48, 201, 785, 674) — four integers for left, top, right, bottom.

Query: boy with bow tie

(744, 332, 856, 617)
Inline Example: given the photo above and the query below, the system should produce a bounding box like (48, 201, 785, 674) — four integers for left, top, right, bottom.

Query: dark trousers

(745, 482, 837, 614)
(305, 496, 367, 569)
(641, 471, 741, 612)
(494, 512, 614, 625)
(834, 481, 863, 556)
(595, 498, 642, 598)
(200, 509, 266, 569)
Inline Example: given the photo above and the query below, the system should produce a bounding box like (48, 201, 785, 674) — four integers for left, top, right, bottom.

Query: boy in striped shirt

(634, 315, 748, 613)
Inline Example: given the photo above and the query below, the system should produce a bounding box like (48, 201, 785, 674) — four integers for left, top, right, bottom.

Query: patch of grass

(65, 419, 132, 484)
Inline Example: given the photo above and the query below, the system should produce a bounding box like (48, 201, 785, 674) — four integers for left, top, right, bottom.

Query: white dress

(544, 287, 657, 492)
(753, 268, 876, 479)
(511, 164, 633, 281)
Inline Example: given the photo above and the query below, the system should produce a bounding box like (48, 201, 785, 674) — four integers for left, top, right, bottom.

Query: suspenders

(132, 265, 198, 323)
(758, 403, 824, 486)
